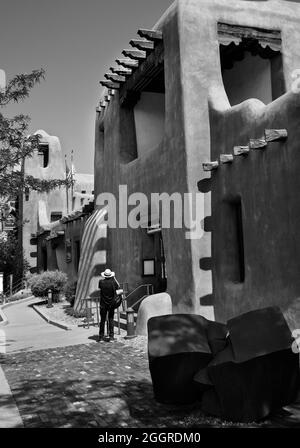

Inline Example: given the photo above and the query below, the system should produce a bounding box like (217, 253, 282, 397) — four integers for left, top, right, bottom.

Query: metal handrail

(124, 284, 154, 311)
(4, 278, 25, 297)
(124, 284, 153, 301)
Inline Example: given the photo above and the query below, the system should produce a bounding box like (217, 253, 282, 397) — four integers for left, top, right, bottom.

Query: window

(42, 248, 47, 271)
(134, 89, 165, 157)
(119, 40, 165, 163)
(50, 212, 62, 222)
(25, 188, 30, 201)
(219, 23, 284, 106)
(75, 240, 80, 272)
(38, 143, 49, 168)
(222, 197, 245, 283)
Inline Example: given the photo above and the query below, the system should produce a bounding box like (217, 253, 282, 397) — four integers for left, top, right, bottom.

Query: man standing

(98, 268, 119, 342)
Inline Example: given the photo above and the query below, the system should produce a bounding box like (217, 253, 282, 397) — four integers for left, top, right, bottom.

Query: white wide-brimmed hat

(101, 268, 115, 278)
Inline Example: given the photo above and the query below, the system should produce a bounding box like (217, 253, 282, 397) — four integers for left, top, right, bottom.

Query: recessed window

(50, 212, 62, 222)
(119, 42, 165, 163)
(222, 197, 245, 283)
(219, 23, 285, 106)
(75, 240, 80, 272)
(134, 90, 165, 157)
(38, 143, 49, 168)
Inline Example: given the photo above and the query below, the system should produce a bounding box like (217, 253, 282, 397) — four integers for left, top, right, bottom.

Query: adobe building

(24, 130, 94, 281)
(23, 130, 67, 273)
(75, 0, 300, 326)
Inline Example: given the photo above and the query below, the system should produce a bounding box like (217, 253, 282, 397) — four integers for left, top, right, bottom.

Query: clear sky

(0, 0, 173, 174)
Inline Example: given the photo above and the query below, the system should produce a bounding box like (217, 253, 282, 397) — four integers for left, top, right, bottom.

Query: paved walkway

(1, 297, 99, 354)
(0, 298, 300, 428)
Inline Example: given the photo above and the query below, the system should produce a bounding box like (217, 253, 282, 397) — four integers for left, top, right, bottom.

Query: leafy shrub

(63, 281, 77, 307)
(28, 270, 68, 298)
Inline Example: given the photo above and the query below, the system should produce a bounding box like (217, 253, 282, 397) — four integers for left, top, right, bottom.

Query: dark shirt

(98, 277, 118, 306)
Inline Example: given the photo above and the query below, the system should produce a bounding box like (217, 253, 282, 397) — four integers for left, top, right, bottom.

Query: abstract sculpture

(148, 307, 300, 422)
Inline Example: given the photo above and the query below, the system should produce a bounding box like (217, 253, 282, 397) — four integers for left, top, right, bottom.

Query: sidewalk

(0, 297, 300, 428)
(0, 296, 102, 354)
(0, 363, 23, 428)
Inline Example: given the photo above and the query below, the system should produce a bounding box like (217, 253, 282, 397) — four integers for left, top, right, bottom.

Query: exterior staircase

(113, 283, 154, 331)
(113, 310, 137, 331)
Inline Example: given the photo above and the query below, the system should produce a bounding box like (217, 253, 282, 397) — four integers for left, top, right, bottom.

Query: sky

(0, 0, 173, 174)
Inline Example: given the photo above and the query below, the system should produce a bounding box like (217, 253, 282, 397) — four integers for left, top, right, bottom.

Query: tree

(0, 231, 29, 291)
(0, 69, 67, 197)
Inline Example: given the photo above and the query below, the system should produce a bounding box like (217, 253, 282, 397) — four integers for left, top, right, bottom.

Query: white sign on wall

(0, 272, 3, 294)
(0, 70, 6, 92)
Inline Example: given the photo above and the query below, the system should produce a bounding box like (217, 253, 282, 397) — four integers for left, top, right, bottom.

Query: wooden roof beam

(137, 28, 163, 42)
(99, 100, 107, 108)
(99, 80, 120, 89)
(104, 73, 126, 83)
(110, 66, 132, 76)
(122, 49, 146, 60)
(116, 58, 139, 68)
(203, 161, 219, 172)
(129, 39, 154, 51)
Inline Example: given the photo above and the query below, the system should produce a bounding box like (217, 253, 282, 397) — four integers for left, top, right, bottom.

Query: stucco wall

(94, 0, 300, 320)
(95, 2, 194, 311)
(210, 91, 300, 322)
(23, 130, 66, 271)
(178, 0, 300, 320)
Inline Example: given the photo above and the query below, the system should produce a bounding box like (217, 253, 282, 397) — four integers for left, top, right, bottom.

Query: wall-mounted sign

(142, 259, 155, 277)
(0, 272, 3, 294)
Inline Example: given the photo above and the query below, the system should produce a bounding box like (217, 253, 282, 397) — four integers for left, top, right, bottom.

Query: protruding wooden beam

(100, 100, 107, 108)
(249, 138, 267, 149)
(130, 39, 154, 51)
(202, 161, 219, 172)
(122, 49, 146, 60)
(104, 94, 111, 102)
(265, 129, 288, 142)
(110, 66, 132, 76)
(116, 58, 139, 68)
(105, 73, 126, 83)
(100, 80, 120, 89)
(233, 146, 250, 156)
(108, 89, 116, 96)
(220, 154, 234, 164)
(137, 28, 163, 42)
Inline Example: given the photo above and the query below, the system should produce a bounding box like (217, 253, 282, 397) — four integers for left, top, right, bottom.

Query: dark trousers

(99, 305, 115, 337)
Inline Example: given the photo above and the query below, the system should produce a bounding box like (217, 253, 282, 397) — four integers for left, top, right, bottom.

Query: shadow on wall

(73, 207, 108, 313)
